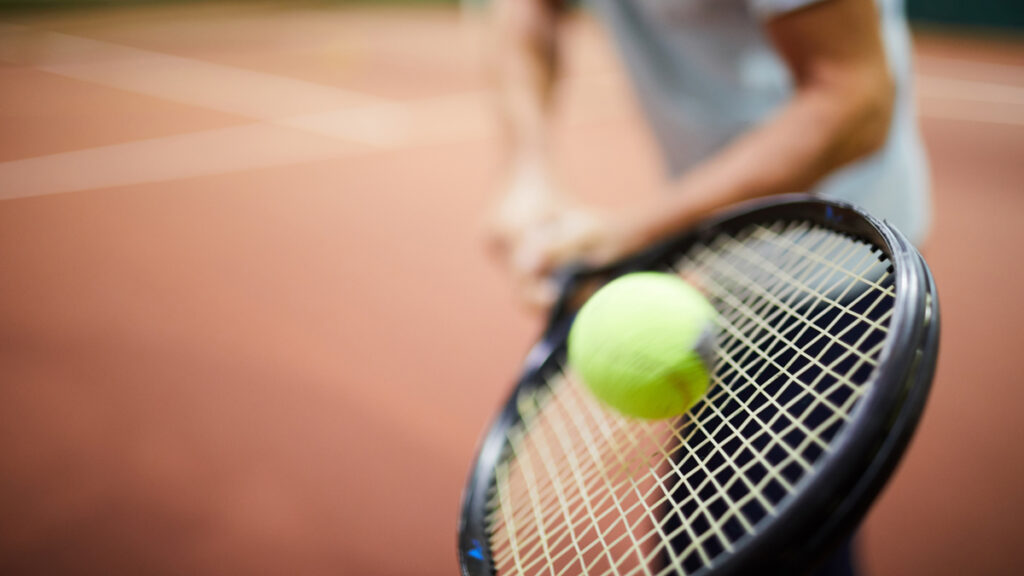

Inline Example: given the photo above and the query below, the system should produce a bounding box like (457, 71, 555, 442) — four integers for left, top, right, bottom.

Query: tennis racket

(458, 195, 939, 576)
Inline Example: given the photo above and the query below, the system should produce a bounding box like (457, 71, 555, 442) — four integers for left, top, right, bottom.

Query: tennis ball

(567, 272, 716, 420)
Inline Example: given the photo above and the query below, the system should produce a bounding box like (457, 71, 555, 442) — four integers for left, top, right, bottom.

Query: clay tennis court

(1, 3, 1022, 575)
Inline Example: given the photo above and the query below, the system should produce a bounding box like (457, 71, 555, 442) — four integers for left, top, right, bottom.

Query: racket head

(459, 195, 939, 576)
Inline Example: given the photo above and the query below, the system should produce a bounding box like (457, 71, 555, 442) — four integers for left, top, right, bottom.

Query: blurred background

(0, 0, 1022, 575)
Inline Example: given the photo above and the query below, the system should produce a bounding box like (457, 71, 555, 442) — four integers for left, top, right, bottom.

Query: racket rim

(458, 195, 939, 576)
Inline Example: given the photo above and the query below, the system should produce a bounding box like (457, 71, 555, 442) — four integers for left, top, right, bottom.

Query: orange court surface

(1, 3, 1023, 575)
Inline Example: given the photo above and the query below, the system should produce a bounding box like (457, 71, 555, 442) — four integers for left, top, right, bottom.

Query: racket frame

(458, 195, 939, 576)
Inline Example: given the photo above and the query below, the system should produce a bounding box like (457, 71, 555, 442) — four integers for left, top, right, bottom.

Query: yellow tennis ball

(567, 272, 716, 420)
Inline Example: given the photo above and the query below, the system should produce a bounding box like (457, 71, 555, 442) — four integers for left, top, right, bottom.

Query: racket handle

(545, 263, 589, 329)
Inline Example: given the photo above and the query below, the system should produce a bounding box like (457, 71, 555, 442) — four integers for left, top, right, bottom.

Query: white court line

(278, 92, 493, 147)
(918, 99, 1024, 127)
(0, 123, 365, 201)
(916, 74, 1024, 126)
(0, 92, 500, 200)
(916, 55, 1024, 84)
(0, 23, 501, 198)
(0, 94, 500, 200)
(0, 23, 386, 119)
(1, 22, 1022, 200)
(917, 74, 1024, 105)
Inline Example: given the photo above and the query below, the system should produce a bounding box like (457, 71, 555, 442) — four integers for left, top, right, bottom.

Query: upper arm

(763, 0, 891, 91)
(762, 0, 895, 156)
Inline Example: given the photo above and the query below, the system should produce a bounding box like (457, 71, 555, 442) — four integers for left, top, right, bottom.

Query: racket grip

(545, 263, 591, 330)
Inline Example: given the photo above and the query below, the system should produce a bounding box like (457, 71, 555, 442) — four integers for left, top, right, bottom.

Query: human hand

(508, 205, 641, 310)
(484, 161, 647, 311)
(484, 159, 565, 260)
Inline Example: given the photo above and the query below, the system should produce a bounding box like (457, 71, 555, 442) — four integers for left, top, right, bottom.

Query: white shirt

(585, 0, 932, 245)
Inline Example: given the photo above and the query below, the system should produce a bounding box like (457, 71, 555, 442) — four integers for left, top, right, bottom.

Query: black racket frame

(458, 195, 940, 576)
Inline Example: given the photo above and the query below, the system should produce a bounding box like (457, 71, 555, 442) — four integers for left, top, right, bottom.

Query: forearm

(629, 66, 894, 249)
(491, 0, 562, 171)
(618, 0, 896, 250)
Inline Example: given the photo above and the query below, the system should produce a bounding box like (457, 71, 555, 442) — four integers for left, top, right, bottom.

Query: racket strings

(487, 221, 895, 576)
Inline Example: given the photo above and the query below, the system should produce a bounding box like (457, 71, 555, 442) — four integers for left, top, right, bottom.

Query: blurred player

(485, 0, 931, 308)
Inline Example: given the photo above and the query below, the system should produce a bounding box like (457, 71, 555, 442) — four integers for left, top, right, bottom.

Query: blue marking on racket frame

(468, 540, 484, 560)
(825, 205, 843, 224)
